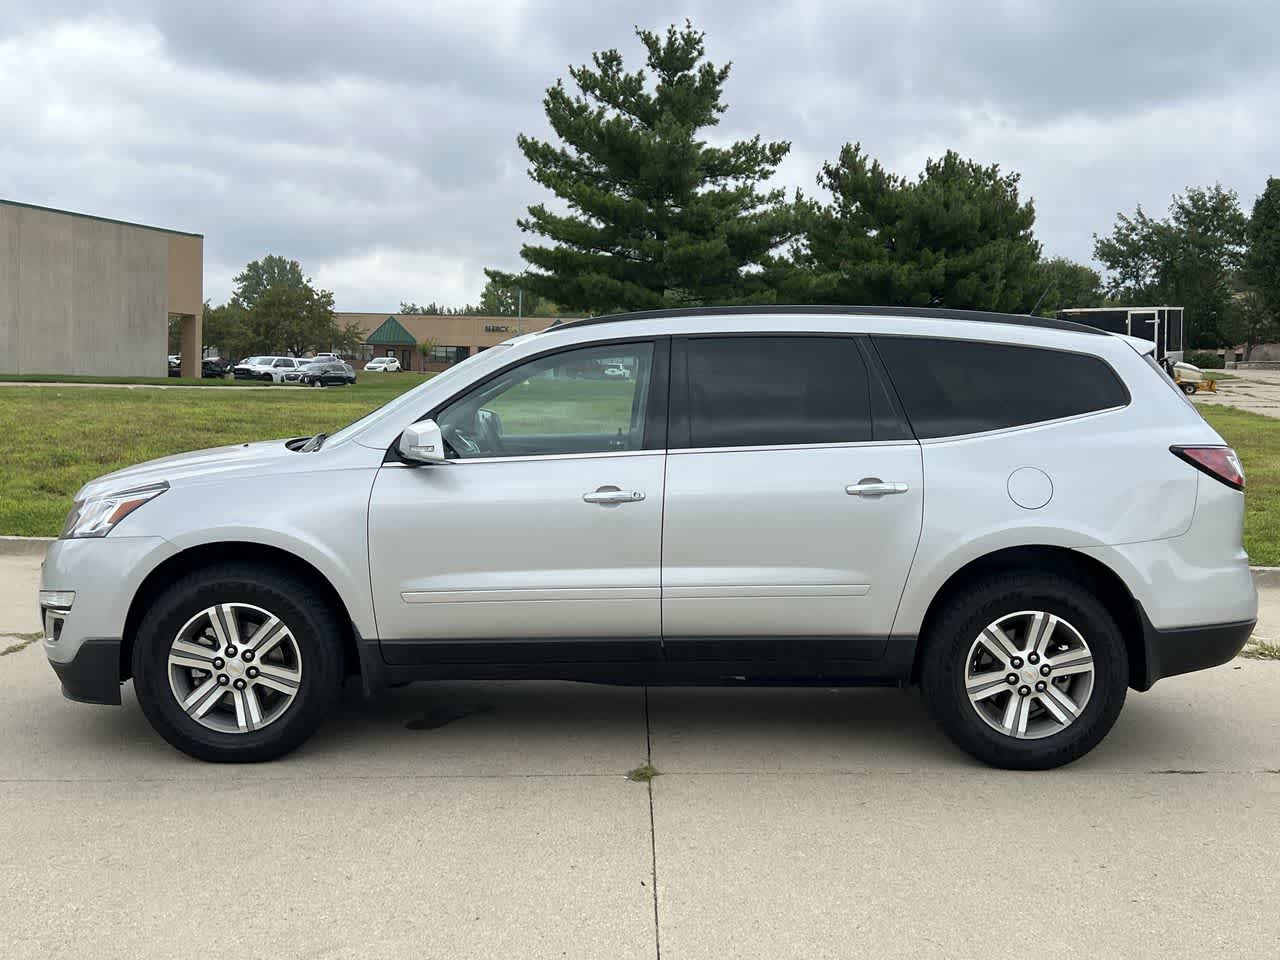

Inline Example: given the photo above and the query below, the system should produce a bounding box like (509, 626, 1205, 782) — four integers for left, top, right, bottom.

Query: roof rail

(539, 305, 1107, 336)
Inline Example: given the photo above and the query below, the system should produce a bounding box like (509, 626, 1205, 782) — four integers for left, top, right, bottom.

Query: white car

(40, 307, 1257, 767)
(232, 357, 304, 382)
(232, 356, 277, 381)
(364, 357, 402, 372)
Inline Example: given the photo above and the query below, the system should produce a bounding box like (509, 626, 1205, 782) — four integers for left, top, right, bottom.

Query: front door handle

(845, 478, 909, 497)
(583, 485, 646, 505)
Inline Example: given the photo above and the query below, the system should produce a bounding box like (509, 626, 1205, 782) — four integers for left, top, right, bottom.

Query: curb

(0, 536, 53, 558)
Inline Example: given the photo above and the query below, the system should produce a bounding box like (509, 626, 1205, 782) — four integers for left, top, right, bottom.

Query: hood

(75, 438, 304, 501)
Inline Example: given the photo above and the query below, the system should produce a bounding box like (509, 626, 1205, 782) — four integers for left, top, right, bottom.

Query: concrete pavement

(3, 558, 1280, 958)
(1193, 366, 1280, 418)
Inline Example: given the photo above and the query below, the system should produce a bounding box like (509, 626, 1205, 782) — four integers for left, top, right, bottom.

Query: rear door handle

(845, 478, 909, 497)
(583, 485, 646, 505)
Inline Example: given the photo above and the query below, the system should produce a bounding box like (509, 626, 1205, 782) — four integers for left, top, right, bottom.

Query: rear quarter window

(872, 336, 1129, 440)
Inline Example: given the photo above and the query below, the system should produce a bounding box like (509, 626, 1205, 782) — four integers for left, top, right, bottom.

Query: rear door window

(679, 337, 872, 448)
(872, 336, 1129, 439)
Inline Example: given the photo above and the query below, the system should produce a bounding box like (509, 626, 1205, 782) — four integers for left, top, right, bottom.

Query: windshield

(327, 345, 511, 445)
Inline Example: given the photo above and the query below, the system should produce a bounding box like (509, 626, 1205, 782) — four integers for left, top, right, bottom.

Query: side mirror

(398, 419, 448, 464)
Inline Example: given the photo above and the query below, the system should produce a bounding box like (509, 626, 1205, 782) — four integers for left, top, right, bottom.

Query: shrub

(1184, 350, 1225, 369)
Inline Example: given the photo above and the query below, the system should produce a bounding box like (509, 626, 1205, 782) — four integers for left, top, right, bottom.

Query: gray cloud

(1, 0, 1276, 309)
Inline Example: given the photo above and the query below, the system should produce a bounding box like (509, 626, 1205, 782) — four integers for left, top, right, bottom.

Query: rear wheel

(132, 563, 345, 762)
(1180, 382, 1197, 395)
(920, 572, 1128, 769)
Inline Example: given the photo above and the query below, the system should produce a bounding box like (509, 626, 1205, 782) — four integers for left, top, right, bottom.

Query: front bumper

(1136, 613, 1255, 690)
(42, 535, 175, 675)
(49, 638, 123, 705)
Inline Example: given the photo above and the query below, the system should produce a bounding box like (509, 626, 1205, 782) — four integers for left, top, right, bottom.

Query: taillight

(1171, 445, 1245, 491)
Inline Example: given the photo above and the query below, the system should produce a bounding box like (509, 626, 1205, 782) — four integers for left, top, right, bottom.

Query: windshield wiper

(300, 432, 327, 452)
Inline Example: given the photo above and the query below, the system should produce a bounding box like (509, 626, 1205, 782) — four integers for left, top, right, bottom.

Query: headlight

(60, 482, 169, 539)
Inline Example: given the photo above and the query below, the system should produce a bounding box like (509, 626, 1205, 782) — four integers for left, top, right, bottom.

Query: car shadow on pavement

(15, 661, 1232, 774)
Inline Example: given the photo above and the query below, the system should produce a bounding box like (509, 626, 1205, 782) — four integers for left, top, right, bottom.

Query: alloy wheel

(166, 603, 304, 734)
(964, 610, 1095, 740)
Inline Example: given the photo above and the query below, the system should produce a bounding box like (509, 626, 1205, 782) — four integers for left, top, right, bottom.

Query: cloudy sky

(2, 1, 1276, 310)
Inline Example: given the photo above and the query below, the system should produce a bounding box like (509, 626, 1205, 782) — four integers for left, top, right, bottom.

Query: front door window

(435, 342, 656, 459)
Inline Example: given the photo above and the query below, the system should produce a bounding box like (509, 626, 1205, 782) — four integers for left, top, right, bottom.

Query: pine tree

(801, 145, 1041, 312)
(488, 23, 796, 314)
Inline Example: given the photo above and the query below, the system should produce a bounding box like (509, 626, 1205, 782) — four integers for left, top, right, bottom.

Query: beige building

(0, 199, 203, 377)
(340, 312, 564, 372)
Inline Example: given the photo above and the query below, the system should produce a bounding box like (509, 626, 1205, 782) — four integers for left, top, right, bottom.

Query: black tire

(919, 572, 1128, 770)
(1180, 382, 1197, 395)
(132, 563, 345, 763)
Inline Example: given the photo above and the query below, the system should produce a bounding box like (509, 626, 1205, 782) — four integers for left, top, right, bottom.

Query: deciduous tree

(1028, 256, 1105, 315)
(230, 255, 308, 312)
(1093, 185, 1248, 347)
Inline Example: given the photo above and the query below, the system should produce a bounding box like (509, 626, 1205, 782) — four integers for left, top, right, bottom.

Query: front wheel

(132, 563, 346, 762)
(1180, 382, 1197, 395)
(919, 572, 1128, 770)
(311, 379, 324, 388)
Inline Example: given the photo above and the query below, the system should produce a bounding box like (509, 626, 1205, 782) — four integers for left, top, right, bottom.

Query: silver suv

(40, 307, 1258, 768)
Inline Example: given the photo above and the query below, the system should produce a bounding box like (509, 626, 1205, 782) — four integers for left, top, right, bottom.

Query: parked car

(288, 360, 356, 387)
(364, 356, 402, 372)
(232, 357, 302, 382)
(167, 355, 181, 377)
(202, 358, 231, 379)
(39, 307, 1257, 767)
(310, 353, 341, 362)
(232, 356, 277, 381)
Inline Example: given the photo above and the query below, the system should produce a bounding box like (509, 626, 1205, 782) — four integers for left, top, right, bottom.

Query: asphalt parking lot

(2, 555, 1279, 959)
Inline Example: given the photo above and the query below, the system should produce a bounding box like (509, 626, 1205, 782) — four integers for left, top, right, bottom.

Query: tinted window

(872, 336, 1128, 439)
(683, 337, 871, 448)
(436, 342, 656, 459)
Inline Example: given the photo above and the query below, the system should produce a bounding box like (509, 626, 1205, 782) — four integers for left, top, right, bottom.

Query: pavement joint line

(643, 685, 662, 960)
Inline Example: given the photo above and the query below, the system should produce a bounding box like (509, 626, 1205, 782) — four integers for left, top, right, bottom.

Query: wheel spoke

(252, 661, 301, 695)
(244, 616, 288, 659)
(1028, 613, 1059, 657)
(232, 686, 263, 732)
(182, 677, 225, 719)
(208, 604, 242, 648)
(169, 639, 217, 671)
(1049, 653, 1094, 678)
(1000, 693, 1030, 738)
(979, 624, 1019, 664)
(966, 670, 1010, 703)
(1039, 683, 1082, 723)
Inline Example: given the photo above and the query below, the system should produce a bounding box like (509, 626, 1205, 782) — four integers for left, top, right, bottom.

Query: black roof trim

(0, 198, 203, 238)
(539, 305, 1108, 337)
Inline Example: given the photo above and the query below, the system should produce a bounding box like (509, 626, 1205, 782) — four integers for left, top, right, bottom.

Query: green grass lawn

(1197, 406, 1280, 566)
(1, 379, 1276, 566)
(0, 375, 431, 536)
